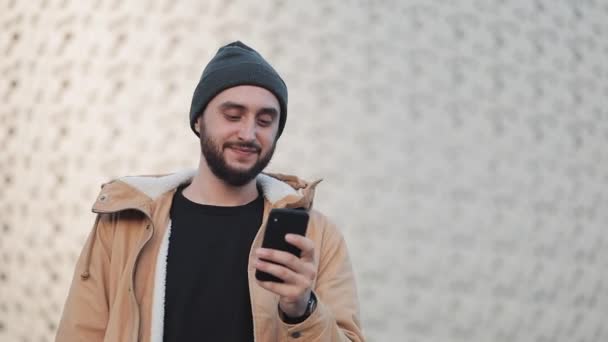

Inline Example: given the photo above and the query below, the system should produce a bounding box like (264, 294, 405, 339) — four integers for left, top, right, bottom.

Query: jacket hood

(91, 169, 322, 216)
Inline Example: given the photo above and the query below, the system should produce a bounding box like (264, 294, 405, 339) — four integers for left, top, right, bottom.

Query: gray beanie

(189, 41, 288, 138)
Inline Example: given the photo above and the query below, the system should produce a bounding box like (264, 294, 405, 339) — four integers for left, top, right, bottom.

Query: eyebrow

(219, 101, 279, 118)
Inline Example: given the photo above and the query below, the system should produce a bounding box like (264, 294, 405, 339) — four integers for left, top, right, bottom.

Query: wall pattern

(1, 0, 607, 341)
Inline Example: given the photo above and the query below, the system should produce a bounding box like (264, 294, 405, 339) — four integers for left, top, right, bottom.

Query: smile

(228, 146, 259, 155)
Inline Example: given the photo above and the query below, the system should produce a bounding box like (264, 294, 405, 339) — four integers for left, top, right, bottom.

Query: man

(56, 41, 363, 341)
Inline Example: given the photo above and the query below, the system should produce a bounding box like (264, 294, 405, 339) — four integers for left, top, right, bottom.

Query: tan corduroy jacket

(56, 170, 364, 342)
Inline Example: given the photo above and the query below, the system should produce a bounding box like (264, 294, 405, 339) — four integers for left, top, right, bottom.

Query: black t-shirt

(163, 185, 263, 342)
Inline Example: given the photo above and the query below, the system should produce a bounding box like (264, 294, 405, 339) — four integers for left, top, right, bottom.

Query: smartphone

(255, 208, 310, 283)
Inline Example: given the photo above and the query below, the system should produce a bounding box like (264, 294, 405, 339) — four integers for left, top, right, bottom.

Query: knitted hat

(189, 41, 288, 138)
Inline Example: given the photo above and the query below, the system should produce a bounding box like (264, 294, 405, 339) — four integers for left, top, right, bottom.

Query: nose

(237, 118, 256, 141)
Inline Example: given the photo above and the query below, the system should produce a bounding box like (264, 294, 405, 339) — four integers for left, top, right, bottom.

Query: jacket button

(290, 331, 301, 338)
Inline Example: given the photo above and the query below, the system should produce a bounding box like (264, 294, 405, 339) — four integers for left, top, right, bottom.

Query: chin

(226, 157, 257, 168)
(226, 163, 256, 174)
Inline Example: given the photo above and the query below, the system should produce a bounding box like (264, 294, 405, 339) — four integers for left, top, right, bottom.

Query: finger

(256, 279, 306, 300)
(285, 234, 315, 261)
(254, 258, 311, 286)
(255, 248, 314, 277)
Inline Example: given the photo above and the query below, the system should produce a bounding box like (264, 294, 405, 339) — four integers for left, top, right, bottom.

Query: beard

(199, 125, 276, 187)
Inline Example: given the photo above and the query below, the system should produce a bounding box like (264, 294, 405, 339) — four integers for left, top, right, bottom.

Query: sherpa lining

(150, 219, 172, 342)
(119, 169, 298, 204)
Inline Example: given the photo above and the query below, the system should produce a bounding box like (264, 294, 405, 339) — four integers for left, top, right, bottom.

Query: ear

(195, 116, 202, 133)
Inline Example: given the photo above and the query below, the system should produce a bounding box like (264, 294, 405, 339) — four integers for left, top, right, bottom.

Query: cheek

(258, 130, 277, 148)
(212, 126, 240, 143)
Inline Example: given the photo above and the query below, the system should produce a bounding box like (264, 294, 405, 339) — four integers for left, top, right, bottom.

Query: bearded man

(56, 41, 363, 342)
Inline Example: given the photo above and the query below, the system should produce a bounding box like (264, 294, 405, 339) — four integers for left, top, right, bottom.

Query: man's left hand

(254, 233, 316, 318)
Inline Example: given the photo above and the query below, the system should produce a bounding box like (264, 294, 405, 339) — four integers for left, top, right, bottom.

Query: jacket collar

(92, 169, 322, 216)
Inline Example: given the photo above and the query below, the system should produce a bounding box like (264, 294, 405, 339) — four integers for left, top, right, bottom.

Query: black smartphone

(255, 208, 310, 283)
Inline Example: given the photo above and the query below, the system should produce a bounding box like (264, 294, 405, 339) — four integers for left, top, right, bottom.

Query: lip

(227, 146, 258, 157)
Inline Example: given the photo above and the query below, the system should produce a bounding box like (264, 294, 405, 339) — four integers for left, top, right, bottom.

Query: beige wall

(1, 1, 607, 341)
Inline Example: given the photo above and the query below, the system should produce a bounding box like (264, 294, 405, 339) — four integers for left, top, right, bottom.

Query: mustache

(223, 141, 262, 153)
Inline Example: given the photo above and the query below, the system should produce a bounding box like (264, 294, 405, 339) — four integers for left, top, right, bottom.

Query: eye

(257, 115, 273, 127)
(224, 113, 241, 121)
(257, 119, 272, 127)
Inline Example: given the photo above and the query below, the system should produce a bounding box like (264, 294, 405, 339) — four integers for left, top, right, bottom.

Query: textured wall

(1, 1, 607, 341)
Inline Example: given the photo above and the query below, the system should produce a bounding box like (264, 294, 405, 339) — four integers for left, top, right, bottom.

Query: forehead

(209, 85, 280, 111)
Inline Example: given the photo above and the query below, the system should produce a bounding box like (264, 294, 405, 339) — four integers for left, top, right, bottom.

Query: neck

(182, 158, 260, 206)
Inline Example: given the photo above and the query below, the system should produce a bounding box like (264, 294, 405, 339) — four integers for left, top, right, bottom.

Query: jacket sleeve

(278, 212, 365, 341)
(55, 214, 114, 342)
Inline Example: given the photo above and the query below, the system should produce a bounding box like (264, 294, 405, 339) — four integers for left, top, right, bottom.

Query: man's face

(196, 85, 280, 186)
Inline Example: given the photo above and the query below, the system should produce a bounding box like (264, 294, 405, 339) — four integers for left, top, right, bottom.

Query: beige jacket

(56, 170, 364, 341)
